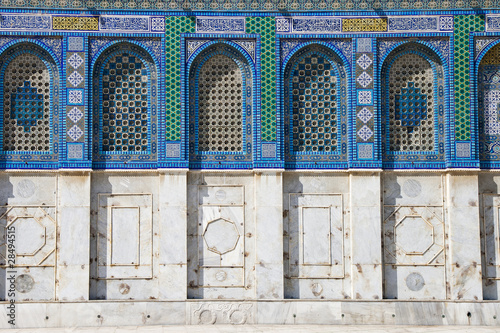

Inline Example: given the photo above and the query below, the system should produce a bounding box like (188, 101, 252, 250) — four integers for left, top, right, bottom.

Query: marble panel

(90, 173, 159, 300)
(283, 173, 351, 300)
(158, 171, 187, 299)
(383, 173, 443, 206)
(187, 173, 255, 299)
(0, 174, 57, 206)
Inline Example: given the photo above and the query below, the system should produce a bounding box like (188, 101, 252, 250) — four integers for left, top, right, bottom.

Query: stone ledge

(2, 300, 500, 328)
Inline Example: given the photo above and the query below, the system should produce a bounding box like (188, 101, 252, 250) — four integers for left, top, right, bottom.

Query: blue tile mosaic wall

(0, 9, 494, 170)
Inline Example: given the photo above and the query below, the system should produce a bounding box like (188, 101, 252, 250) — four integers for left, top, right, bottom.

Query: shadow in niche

(192, 185, 209, 299)
(380, 177, 401, 299)
(89, 176, 113, 300)
(480, 190, 499, 299)
(0, 180, 14, 301)
(284, 176, 303, 299)
(381, 177, 402, 206)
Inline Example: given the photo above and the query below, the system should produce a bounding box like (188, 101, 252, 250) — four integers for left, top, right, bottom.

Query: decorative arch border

(185, 39, 258, 169)
(379, 41, 448, 168)
(0, 39, 61, 167)
(281, 41, 350, 168)
(474, 36, 500, 167)
(90, 41, 158, 168)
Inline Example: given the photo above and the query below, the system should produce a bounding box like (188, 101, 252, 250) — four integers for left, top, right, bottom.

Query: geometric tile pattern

(188, 43, 253, 163)
(456, 141, 471, 158)
(3, 53, 50, 151)
(68, 124, 83, 141)
(291, 53, 337, 153)
(66, 47, 85, 145)
(101, 53, 148, 153)
(358, 142, 373, 159)
(67, 36, 84, 51)
(10, 81, 44, 132)
(261, 142, 276, 158)
(356, 71, 372, 87)
(68, 89, 83, 105)
(357, 107, 373, 123)
(67, 142, 84, 159)
(67, 106, 83, 123)
(2, 1, 500, 10)
(283, 42, 348, 163)
(358, 125, 373, 141)
(67, 71, 83, 87)
(355, 42, 375, 147)
(165, 16, 195, 142)
(357, 38, 372, 53)
(343, 18, 387, 32)
(68, 53, 83, 69)
(381, 42, 446, 163)
(92, 41, 158, 163)
(197, 54, 243, 152)
(479, 44, 500, 161)
(53, 16, 98, 31)
(357, 90, 373, 105)
(454, 15, 485, 141)
(388, 54, 435, 152)
(357, 53, 372, 69)
(246, 17, 276, 142)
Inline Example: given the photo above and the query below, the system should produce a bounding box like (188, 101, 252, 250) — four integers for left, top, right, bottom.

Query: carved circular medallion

(229, 309, 247, 325)
(406, 272, 425, 291)
(198, 310, 216, 324)
(215, 190, 226, 201)
(119, 283, 130, 295)
(215, 271, 227, 282)
(16, 274, 34, 293)
(16, 179, 36, 198)
(311, 283, 323, 296)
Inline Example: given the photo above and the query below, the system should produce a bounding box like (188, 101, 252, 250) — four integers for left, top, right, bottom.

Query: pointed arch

(381, 42, 446, 163)
(0, 42, 59, 153)
(282, 43, 349, 164)
(187, 42, 254, 165)
(478, 42, 500, 163)
(91, 41, 158, 164)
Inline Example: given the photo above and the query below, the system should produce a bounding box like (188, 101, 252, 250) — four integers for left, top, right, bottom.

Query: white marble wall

(383, 173, 446, 300)
(0, 170, 497, 313)
(283, 172, 352, 299)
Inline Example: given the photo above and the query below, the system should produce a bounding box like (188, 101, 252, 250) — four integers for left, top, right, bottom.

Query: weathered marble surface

(1, 301, 500, 328)
(0, 170, 499, 327)
(6, 324, 500, 333)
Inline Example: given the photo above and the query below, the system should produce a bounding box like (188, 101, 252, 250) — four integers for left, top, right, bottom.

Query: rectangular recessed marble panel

(111, 207, 139, 265)
(97, 194, 152, 279)
(302, 207, 331, 265)
(289, 193, 343, 279)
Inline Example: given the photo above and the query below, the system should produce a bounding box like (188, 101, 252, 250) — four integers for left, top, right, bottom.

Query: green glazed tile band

(246, 17, 276, 142)
(165, 16, 195, 142)
(454, 14, 484, 141)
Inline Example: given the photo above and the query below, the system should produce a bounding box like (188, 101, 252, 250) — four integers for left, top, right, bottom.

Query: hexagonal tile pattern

(203, 218, 240, 255)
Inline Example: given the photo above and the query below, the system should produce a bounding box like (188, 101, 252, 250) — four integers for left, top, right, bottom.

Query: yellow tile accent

(53, 16, 99, 31)
(342, 18, 387, 32)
